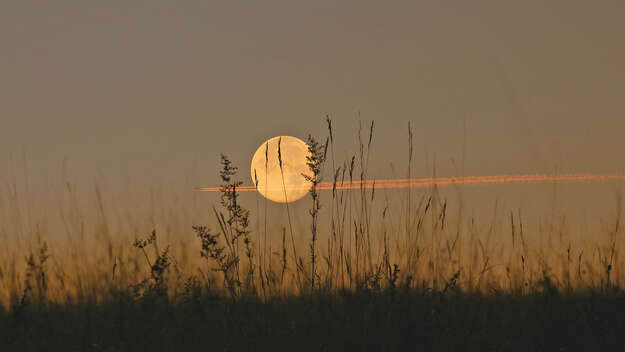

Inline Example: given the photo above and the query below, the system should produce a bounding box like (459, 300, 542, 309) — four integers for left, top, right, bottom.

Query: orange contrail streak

(195, 173, 625, 192)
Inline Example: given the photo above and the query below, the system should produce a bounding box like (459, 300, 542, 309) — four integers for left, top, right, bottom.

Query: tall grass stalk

(303, 134, 326, 293)
(277, 137, 301, 290)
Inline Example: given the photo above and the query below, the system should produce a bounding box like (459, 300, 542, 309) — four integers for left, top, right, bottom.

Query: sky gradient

(2, 1, 624, 206)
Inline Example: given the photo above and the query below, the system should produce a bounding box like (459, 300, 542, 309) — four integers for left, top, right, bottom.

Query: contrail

(195, 173, 625, 192)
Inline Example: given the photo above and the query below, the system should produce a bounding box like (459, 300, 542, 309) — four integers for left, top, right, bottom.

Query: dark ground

(1, 289, 624, 352)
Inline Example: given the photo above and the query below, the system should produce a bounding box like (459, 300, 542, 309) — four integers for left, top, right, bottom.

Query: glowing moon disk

(250, 136, 312, 203)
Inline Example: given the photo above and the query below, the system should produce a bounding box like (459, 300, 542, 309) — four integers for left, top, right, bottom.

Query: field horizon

(2, 122, 625, 351)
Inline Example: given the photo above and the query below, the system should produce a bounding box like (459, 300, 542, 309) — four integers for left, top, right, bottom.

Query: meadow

(1, 121, 624, 351)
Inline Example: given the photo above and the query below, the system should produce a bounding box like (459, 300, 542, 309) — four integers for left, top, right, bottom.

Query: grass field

(1, 123, 624, 351)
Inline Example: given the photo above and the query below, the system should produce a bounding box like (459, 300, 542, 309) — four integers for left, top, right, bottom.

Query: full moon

(250, 136, 312, 203)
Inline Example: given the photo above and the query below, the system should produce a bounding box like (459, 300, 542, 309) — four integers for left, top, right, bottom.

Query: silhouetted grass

(1, 119, 625, 350)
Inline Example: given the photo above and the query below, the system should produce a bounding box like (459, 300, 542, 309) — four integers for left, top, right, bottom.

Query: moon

(250, 136, 312, 203)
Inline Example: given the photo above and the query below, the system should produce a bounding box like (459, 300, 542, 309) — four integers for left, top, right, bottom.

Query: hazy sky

(2, 0, 625, 191)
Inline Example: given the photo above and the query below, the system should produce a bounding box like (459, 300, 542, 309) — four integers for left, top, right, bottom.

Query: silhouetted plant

(193, 225, 239, 298)
(13, 242, 49, 313)
(303, 134, 326, 293)
(132, 230, 171, 299)
(220, 154, 254, 292)
(194, 154, 253, 298)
